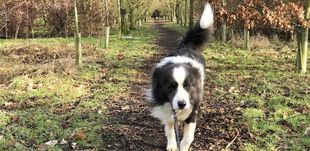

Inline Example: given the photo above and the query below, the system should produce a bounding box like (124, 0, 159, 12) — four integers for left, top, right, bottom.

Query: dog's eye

(168, 81, 178, 90)
(183, 82, 190, 89)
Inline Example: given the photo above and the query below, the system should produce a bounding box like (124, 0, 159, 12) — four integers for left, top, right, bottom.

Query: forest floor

(0, 20, 309, 150)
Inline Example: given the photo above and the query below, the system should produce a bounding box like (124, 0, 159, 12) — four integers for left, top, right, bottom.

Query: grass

(1, 22, 309, 150)
(204, 42, 310, 150)
(163, 22, 189, 33)
(166, 23, 310, 150)
(0, 26, 158, 150)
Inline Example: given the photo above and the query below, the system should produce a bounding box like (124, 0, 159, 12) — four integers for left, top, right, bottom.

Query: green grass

(0, 26, 158, 150)
(165, 23, 310, 150)
(1, 22, 309, 150)
(163, 22, 188, 33)
(204, 42, 310, 150)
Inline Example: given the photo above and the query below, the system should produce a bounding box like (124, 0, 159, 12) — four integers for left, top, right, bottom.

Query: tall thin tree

(221, 0, 227, 42)
(104, 0, 110, 48)
(188, 0, 194, 28)
(296, 0, 310, 74)
(74, 0, 82, 67)
(117, 0, 122, 39)
(184, 0, 188, 27)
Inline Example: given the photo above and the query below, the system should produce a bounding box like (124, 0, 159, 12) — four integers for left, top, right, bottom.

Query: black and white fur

(146, 3, 214, 151)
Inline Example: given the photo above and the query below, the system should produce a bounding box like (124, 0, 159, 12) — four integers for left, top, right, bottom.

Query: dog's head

(151, 62, 203, 111)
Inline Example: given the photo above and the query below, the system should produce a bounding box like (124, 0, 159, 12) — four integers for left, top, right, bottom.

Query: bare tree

(74, 0, 82, 67)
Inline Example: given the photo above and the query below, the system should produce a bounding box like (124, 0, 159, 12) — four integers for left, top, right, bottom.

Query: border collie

(146, 3, 214, 151)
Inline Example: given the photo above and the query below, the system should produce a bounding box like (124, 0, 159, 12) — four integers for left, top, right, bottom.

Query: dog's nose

(177, 101, 186, 109)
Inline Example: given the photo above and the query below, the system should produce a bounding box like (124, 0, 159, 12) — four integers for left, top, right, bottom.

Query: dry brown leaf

(71, 130, 86, 141)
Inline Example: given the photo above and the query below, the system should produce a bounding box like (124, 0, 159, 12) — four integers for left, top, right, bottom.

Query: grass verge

(0, 26, 158, 150)
(167, 23, 310, 150)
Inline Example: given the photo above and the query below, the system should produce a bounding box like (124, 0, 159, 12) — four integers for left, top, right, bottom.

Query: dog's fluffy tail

(180, 3, 214, 49)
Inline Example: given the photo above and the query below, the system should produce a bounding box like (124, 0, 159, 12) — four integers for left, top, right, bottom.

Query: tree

(221, 0, 227, 42)
(184, 0, 188, 27)
(120, 0, 129, 34)
(188, 0, 194, 28)
(104, 0, 110, 49)
(234, 0, 263, 50)
(74, 0, 82, 67)
(297, 0, 310, 74)
(117, 0, 122, 39)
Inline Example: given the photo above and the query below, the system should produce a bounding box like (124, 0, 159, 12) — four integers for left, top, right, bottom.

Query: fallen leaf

(10, 115, 20, 123)
(220, 108, 225, 113)
(44, 140, 58, 146)
(71, 130, 86, 141)
(71, 142, 77, 149)
(4, 102, 18, 110)
(117, 53, 124, 60)
(38, 140, 58, 149)
(228, 87, 235, 93)
(98, 110, 102, 115)
(283, 112, 288, 119)
(59, 139, 68, 145)
(121, 105, 129, 110)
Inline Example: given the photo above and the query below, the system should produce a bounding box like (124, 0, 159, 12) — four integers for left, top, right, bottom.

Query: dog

(146, 3, 214, 151)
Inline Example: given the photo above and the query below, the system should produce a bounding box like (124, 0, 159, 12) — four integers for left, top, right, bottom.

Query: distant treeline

(0, 0, 155, 39)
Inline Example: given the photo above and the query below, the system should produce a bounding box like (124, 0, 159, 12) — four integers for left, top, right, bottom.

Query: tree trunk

(244, 28, 250, 50)
(5, 11, 8, 39)
(221, 24, 227, 42)
(121, 1, 129, 34)
(221, 0, 227, 42)
(296, 0, 309, 74)
(189, 0, 194, 29)
(74, 0, 82, 67)
(74, 0, 79, 33)
(129, 9, 136, 30)
(138, 19, 142, 28)
(176, 2, 179, 24)
(179, 1, 183, 25)
(104, 0, 110, 48)
(65, 5, 69, 38)
(15, 20, 22, 39)
(296, 32, 302, 71)
(117, 0, 122, 39)
(184, 0, 188, 27)
(75, 33, 82, 67)
(172, 2, 175, 22)
(26, 0, 29, 39)
(104, 26, 110, 48)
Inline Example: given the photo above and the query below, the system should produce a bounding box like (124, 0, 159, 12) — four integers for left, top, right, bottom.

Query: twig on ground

(225, 134, 240, 150)
(216, 92, 228, 100)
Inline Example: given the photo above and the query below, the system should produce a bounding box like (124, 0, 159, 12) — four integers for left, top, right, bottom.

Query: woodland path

(101, 20, 251, 151)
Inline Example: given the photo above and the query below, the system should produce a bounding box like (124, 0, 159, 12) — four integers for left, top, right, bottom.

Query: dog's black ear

(151, 68, 161, 81)
(152, 68, 167, 104)
(151, 67, 162, 90)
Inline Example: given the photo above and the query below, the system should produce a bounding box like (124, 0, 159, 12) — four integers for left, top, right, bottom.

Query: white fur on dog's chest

(151, 103, 193, 124)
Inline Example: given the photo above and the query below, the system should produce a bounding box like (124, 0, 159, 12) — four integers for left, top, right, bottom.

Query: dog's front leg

(165, 122, 177, 151)
(180, 122, 196, 151)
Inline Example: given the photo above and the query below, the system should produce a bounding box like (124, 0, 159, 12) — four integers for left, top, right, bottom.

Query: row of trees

(1, 0, 308, 73)
(210, 0, 309, 74)
(0, 0, 152, 39)
(162, 0, 309, 74)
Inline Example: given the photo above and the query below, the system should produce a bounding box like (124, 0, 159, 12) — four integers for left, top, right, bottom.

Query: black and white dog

(146, 3, 214, 151)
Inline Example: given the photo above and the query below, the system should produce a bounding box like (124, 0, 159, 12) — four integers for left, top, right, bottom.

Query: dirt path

(101, 20, 251, 151)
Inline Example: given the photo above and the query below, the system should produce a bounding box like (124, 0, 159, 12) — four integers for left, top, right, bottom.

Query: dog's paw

(166, 148, 177, 151)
